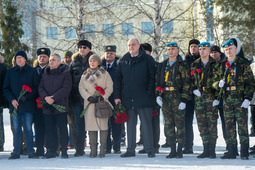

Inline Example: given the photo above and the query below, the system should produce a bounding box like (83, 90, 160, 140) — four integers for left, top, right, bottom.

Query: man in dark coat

(33, 47, 50, 156)
(102, 45, 122, 154)
(3, 51, 40, 159)
(0, 54, 7, 151)
(38, 53, 72, 159)
(182, 39, 200, 153)
(69, 40, 93, 156)
(114, 38, 156, 158)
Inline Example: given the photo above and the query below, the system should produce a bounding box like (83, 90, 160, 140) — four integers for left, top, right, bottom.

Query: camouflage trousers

(223, 91, 249, 145)
(195, 94, 218, 144)
(162, 92, 185, 145)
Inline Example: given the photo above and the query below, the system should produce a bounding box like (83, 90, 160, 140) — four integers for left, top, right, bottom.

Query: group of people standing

(0, 37, 254, 161)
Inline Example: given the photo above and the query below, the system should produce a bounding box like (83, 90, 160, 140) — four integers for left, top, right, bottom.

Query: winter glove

(212, 100, 220, 107)
(193, 89, 201, 97)
(178, 102, 186, 110)
(219, 80, 225, 88)
(156, 96, 162, 107)
(19, 96, 27, 103)
(87, 96, 98, 103)
(241, 99, 249, 109)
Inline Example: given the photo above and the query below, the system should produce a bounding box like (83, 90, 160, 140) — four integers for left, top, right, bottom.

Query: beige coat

(79, 67, 113, 131)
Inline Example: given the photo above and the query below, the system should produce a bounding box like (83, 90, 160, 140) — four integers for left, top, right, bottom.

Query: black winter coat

(114, 48, 156, 109)
(38, 64, 72, 115)
(69, 52, 93, 102)
(0, 63, 7, 107)
(3, 63, 40, 113)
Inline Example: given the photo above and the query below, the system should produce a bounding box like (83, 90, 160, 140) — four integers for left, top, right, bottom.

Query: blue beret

(198, 42, 210, 47)
(222, 40, 234, 48)
(166, 42, 178, 48)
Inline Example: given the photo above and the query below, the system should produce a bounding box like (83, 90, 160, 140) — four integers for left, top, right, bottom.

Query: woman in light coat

(79, 54, 113, 158)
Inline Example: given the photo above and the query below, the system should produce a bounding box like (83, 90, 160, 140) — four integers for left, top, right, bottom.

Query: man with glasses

(70, 40, 93, 157)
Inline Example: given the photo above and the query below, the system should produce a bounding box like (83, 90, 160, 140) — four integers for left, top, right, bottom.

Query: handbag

(95, 97, 112, 118)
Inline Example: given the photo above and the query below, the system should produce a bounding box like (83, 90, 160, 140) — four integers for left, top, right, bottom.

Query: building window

(162, 21, 173, 34)
(141, 22, 153, 34)
(103, 24, 114, 37)
(46, 27, 58, 39)
(84, 25, 95, 37)
(65, 27, 76, 39)
(122, 23, 134, 36)
(206, 0, 214, 42)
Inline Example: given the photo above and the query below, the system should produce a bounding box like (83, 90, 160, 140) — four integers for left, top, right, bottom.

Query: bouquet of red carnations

(114, 103, 129, 124)
(12, 85, 32, 118)
(36, 97, 66, 112)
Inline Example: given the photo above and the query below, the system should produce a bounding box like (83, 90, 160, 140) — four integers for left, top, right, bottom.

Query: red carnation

(22, 85, 32, 93)
(196, 69, 201, 73)
(95, 86, 105, 95)
(225, 62, 231, 68)
(190, 70, 195, 76)
(156, 87, 165, 93)
(152, 111, 159, 117)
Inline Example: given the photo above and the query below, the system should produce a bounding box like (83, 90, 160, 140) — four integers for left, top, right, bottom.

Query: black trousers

(251, 105, 255, 133)
(34, 108, 45, 152)
(44, 113, 68, 152)
(106, 116, 122, 151)
(184, 100, 195, 149)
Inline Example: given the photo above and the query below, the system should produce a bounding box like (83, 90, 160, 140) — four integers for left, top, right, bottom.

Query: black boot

(197, 143, 209, 158)
(240, 143, 249, 160)
(209, 144, 216, 158)
(176, 144, 183, 158)
(220, 144, 236, 159)
(166, 144, 176, 158)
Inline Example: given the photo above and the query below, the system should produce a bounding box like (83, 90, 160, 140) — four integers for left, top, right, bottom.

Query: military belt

(165, 87, 175, 91)
(226, 86, 236, 91)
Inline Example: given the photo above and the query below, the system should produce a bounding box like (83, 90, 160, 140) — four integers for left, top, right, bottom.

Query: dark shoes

(8, 153, 20, 160)
(148, 152, 155, 158)
(221, 144, 236, 159)
(28, 153, 39, 159)
(114, 150, 121, 154)
(197, 143, 210, 158)
(182, 148, 193, 154)
(43, 151, 56, 159)
(138, 149, 146, 154)
(61, 151, 69, 159)
(120, 151, 135, 158)
(240, 143, 249, 160)
(161, 143, 170, 148)
(0, 145, 4, 152)
(106, 150, 111, 154)
(35, 149, 44, 157)
(74, 150, 85, 157)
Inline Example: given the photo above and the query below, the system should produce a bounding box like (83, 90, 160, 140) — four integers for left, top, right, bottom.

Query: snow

(1, 108, 255, 170)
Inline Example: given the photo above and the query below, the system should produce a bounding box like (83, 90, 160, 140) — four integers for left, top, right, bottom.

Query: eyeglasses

(79, 46, 87, 49)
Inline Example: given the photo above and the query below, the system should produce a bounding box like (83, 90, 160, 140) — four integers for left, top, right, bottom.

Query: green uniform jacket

(156, 57, 190, 103)
(212, 57, 255, 101)
(191, 56, 218, 99)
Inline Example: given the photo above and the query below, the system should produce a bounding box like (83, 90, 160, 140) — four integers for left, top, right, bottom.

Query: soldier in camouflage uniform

(191, 42, 219, 159)
(156, 42, 190, 158)
(213, 40, 255, 160)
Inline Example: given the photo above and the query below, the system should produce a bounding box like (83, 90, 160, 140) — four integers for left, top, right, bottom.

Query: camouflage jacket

(212, 57, 255, 101)
(191, 56, 218, 99)
(156, 57, 190, 103)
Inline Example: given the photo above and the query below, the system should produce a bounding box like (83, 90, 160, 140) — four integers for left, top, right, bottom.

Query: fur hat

(64, 51, 73, 58)
(78, 40, 92, 49)
(189, 39, 200, 47)
(37, 48, 51, 57)
(141, 43, 152, 52)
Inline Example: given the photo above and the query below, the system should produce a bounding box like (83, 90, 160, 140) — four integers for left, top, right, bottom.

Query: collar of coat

(14, 63, 30, 71)
(82, 67, 106, 86)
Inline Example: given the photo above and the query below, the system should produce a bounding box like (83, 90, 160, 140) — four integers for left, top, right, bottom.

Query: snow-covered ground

(1, 108, 255, 170)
